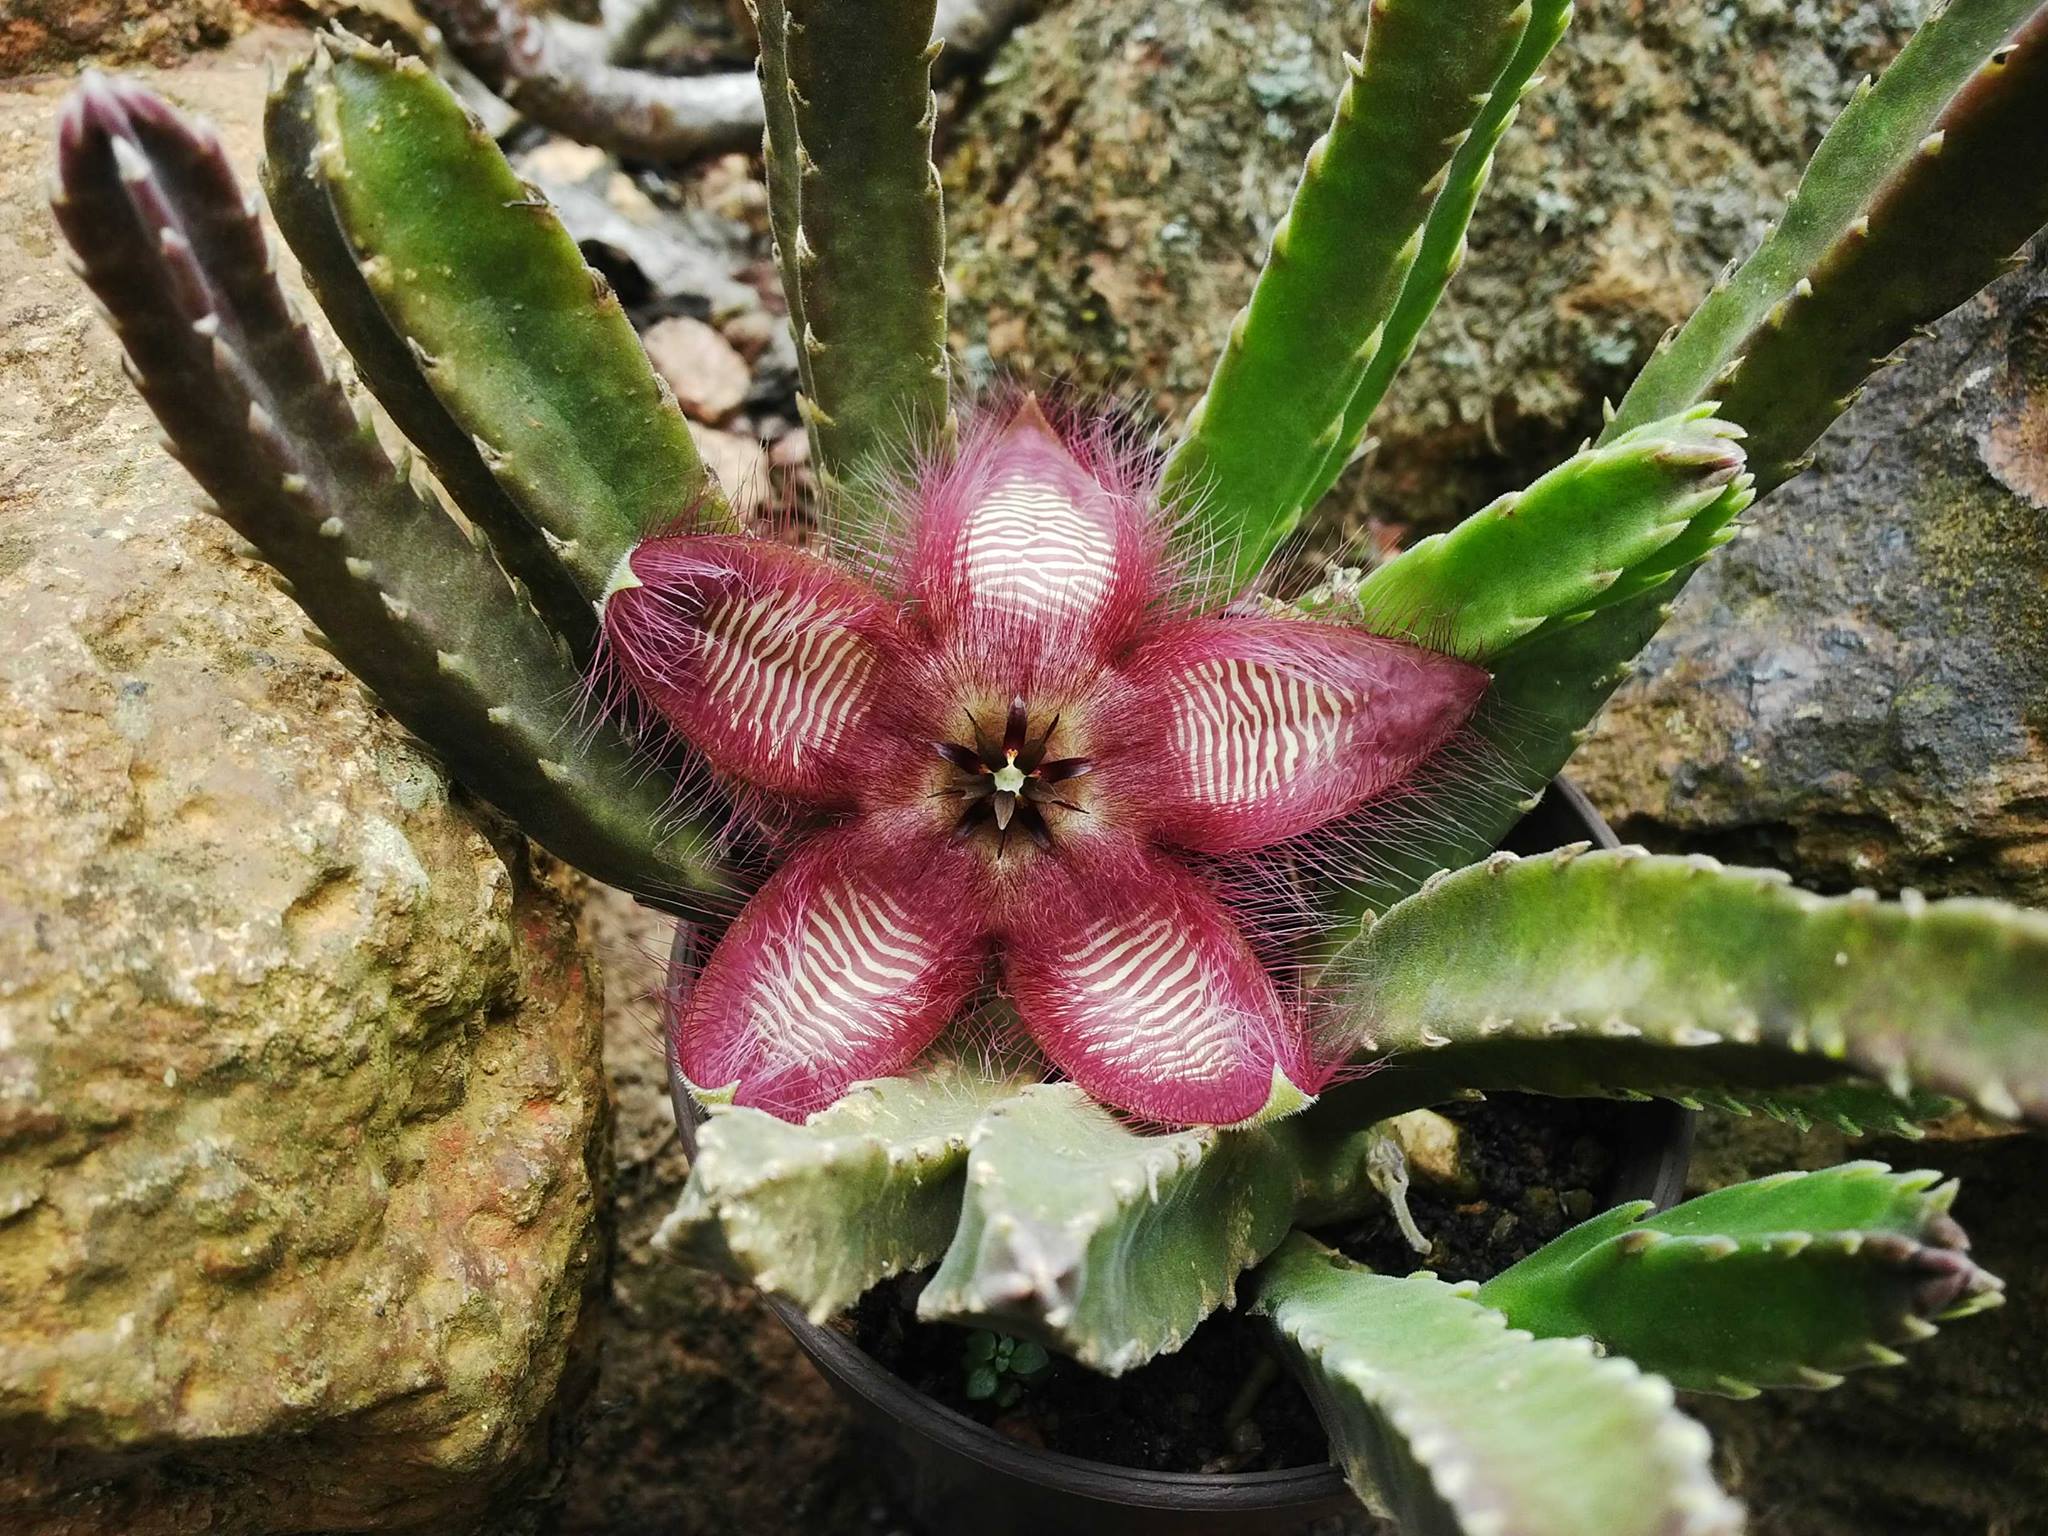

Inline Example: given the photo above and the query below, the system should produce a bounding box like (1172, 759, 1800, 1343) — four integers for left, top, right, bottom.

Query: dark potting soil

(847, 1092, 1627, 1474)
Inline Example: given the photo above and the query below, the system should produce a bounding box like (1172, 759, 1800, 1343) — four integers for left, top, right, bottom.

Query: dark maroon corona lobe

(602, 398, 1488, 1125)
(929, 697, 1094, 853)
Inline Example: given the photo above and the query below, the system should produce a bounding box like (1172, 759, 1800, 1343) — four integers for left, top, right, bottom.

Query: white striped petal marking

(1168, 656, 1355, 813)
(696, 587, 876, 777)
(1060, 908, 1253, 1085)
(739, 876, 932, 1070)
(1135, 618, 1488, 853)
(606, 535, 893, 803)
(960, 470, 1117, 628)
(681, 832, 984, 1119)
(1005, 853, 1302, 1124)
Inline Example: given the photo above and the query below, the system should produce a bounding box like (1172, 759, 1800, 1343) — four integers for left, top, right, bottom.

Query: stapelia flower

(602, 399, 1488, 1126)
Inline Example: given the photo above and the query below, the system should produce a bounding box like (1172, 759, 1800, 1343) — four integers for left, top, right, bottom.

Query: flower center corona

(930, 693, 1094, 855)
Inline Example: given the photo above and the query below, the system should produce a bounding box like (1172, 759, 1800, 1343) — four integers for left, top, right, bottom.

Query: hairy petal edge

(604, 534, 899, 804)
(1118, 616, 1488, 854)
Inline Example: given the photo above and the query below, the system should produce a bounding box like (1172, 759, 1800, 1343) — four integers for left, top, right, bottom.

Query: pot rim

(660, 776, 1695, 1513)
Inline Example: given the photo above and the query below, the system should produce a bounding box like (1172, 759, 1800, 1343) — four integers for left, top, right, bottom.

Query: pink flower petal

(1002, 839, 1318, 1125)
(676, 816, 990, 1119)
(603, 535, 897, 804)
(903, 397, 1160, 674)
(1118, 617, 1488, 854)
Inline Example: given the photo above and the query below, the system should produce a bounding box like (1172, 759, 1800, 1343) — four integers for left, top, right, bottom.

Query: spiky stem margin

(1162, 0, 1530, 592)
(1329, 846, 2048, 1128)
(779, 0, 953, 524)
(1297, 0, 1575, 514)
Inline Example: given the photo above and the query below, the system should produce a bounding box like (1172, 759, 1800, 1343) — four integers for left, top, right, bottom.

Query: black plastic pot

(664, 780, 1694, 1536)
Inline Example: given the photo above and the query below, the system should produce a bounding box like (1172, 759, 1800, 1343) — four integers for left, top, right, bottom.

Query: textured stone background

(0, 37, 608, 1535)
(555, 889, 880, 1535)
(0, 0, 249, 77)
(1575, 251, 2048, 909)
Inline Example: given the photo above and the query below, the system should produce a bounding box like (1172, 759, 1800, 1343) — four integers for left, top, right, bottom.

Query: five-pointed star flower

(602, 399, 1487, 1125)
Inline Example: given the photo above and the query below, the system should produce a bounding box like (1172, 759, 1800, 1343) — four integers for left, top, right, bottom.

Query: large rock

(1575, 249, 2048, 905)
(0, 0, 248, 77)
(1567, 220, 2048, 1536)
(944, 0, 1929, 543)
(0, 34, 607, 1535)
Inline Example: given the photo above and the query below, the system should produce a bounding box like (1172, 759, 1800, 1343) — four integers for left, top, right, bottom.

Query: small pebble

(644, 315, 753, 423)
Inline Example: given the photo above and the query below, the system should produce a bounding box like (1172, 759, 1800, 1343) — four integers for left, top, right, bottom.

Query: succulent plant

(50, 0, 2048, 1529)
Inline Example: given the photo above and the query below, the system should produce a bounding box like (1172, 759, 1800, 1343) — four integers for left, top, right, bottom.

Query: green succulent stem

(671, 1070, 1430, 1372)
(53, 75, 732, 912)
(1609, 0, 2048, 469)
(1297, 0, 1576, 514)
(751, 0, 813, 407)
(1163, 0, 1531, 591)
(1710, 3, 2048, 486)
(264, 50, 594, 659)
(1252, 1235, 1740, 1536)
(914, 1084, 1333, 1373)
(1323, 0, 2048, 921)
(1478, 1164, 2004, 1397)
(1311, 407, 1751, 659)
(1329, 846, 2048, 1127)
(659, 1053, 1030, 1321)
(304, 35, 729, 607)
(772, 0, 952, 528)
